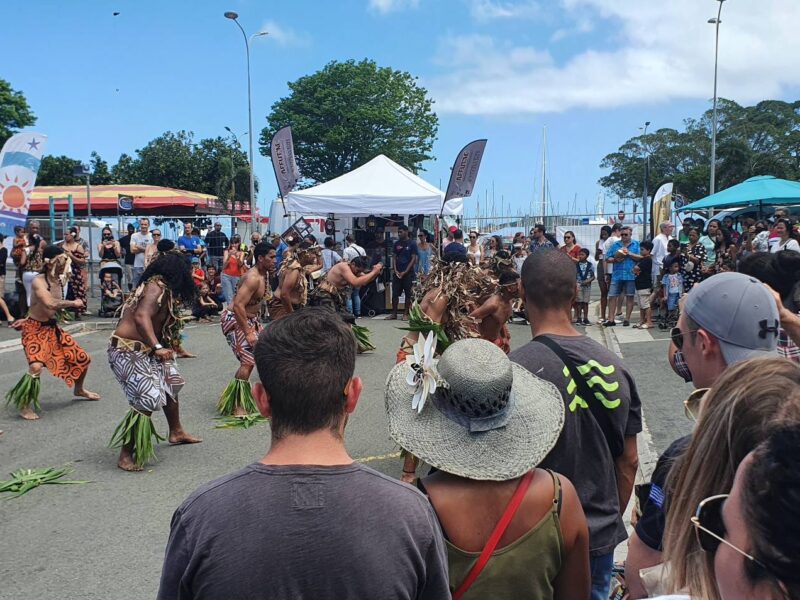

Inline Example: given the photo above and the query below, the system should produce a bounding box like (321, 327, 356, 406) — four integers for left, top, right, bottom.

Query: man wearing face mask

(624, 272, 781, 598)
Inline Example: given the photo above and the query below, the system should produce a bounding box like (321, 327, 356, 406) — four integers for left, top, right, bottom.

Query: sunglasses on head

(691, 495, 765, 568)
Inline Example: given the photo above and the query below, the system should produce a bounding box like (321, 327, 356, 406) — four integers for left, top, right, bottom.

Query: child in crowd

(633, 241, 654, 329)
(11, 226, 26, 264)
(512, 243, 527, 273)
(191, 258, 206, 287)
(99, 271, 123, 318)
(575, 247, 594, 325)
(659, 260, 684, 329)
(205, 264, 224, 302)
(192, 283, 221, 323)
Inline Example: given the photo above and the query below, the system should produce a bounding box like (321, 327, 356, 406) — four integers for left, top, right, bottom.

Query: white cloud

(368, 0, 420, 14)
(468, 0, 541, 21)
(430, 0, 800, 115)
(256, 20, 309, 47)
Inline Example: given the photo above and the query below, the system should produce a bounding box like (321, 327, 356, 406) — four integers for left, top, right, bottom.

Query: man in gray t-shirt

(157, 308, 449, 600)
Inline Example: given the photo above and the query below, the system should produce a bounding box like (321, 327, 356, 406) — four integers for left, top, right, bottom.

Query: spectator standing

(651, 221, 674, 275)
(560, 230, 582, 263)
(721, 214, 740, 245)
(680, 228, 706, 293)
(177, 222, 202, 264)
(204, 222, 228, 272)
(157, 308, 449, 600)
(633, 241, 654, 329)
(0, 233, 7, 294)
(466, 230, 482, 265)
(769, 218, 800, 253)
(416, 231, 432, 277)
(221, 235, 246, 305)
(119, 223, 136, 291)
(595, 225, 612, 325)
(130, 218, 153, 286)
(768, 206, 790, 251)
(575, 248, 594, 325)
(661, 261, 684, 315)
(677, 217, 694, 248)
(529, 224, 554, 253)
(510, 250, 641, 600)
(342, 234, 366, 317)
(387, 224, 417, 321)
(485, 234, 503, 260)
(605, 226, 641, 327)
(441, 225, 457, 251)
(700, 219, 720, 274)
(386, 338, 590, 599)
(97, 226, 122, 267)
(321, 236, 341, 275)
(60, 227, 87, 320)
(144, 229, 161, 267)
(72, 225, 91, 295)
(512, 243, 527, 273)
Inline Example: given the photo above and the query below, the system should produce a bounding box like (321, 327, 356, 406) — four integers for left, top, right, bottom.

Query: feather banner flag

(0, 132, 47, 236)
(442, 139, 487, 216)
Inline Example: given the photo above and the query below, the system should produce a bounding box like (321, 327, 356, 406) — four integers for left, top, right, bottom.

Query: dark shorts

(392, 273, 415, 301)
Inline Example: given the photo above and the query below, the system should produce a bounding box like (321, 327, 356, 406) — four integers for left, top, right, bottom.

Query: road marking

(355, 451, 402, 464)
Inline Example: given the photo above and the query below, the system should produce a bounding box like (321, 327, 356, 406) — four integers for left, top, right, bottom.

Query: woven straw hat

(385, 338, 565, 481)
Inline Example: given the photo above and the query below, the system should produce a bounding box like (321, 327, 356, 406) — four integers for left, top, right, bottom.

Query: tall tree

(36, 155, 84, 186)
(600, 99, 800, 201)
(0, 79, 36, 147)
(89, 151, 113, 185)
(260, 59, 438, 183)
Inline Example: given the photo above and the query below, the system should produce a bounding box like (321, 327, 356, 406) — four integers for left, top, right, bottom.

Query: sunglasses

(683, 387, 709, 421)
(152, 233, 162, 237)
(670, 326, 700, 350)
(691, 495, 765, 567)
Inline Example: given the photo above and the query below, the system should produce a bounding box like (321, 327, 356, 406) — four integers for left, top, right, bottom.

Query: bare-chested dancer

(218, 242, 276, 416)
(6, 245, 99, 420)
(469, 270, 520, 354)
(268, 240, 319, 320)
(311, 256, 382, 321)
(108, 252, 201, 471)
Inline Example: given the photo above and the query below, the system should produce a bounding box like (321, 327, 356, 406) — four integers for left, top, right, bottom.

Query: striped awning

(30, 184, 222, 214)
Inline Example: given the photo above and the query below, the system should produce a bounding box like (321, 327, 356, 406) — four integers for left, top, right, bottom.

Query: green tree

(599, 98, 800, 201)
(260, 59, 438, 183)
(110, 153, 139, 183)
(0, 79, 36, 147)
(36, 155, 84, 186)
(89, 151, 113, 185)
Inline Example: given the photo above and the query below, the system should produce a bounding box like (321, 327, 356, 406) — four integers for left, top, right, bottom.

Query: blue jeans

(221, 273, 239, 304)
(346, 286, 361, 317)
(589, 552, 614, 600)
(608, 278, 635, 297)
(208, 255, 224, 272)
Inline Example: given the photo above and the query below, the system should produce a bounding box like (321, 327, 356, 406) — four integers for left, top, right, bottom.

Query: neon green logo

(563, 359, 621, 412)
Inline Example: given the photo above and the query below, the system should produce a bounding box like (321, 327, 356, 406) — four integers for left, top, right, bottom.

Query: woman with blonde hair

(660, 357, 800, 599)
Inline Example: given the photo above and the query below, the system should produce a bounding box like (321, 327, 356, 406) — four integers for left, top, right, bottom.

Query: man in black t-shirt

(118, 223, 135, 291)
(386, 224, 417, 321)
(510, 250, 641, 600)
(204, 222, 229, 272)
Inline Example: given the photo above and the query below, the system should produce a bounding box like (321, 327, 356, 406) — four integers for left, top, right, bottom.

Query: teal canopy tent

(682, 176, 800, 211)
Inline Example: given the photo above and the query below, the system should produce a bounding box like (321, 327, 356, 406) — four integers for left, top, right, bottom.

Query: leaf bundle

(5, 373, 41, 412)
(0, 467, 89, 499)
(352, 324, 376, 352)
(214, 414, 268, 429)
(217, 379, 258, 416)
(108, 409, 165, 468)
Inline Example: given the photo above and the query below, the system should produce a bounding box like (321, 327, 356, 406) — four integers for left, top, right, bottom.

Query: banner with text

(270, 126, 301, 199)
(444, 139, 487, 205)
(0, 132, 47, 236)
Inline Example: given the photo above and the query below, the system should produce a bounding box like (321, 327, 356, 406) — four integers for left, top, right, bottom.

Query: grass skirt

(352, 324, 376, 353)
(5, 373, 41, 412)
(108, 409, 166, 468)
(217, 379, 258, 416)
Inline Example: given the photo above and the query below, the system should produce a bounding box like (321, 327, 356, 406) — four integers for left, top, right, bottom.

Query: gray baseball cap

(683, 272, 780, 365)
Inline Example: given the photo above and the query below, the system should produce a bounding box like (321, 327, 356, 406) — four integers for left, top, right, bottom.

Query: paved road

(0, 314, 691, 599)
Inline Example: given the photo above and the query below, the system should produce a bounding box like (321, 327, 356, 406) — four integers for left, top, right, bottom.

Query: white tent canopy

(285, 154, 463, 216)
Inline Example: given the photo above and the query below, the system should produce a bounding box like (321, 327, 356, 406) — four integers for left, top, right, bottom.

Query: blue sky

(4, 0, 800, 220)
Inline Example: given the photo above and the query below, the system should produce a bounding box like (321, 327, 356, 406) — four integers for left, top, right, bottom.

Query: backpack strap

(532, 335, 624, 459)
(452, 470, 534, 600)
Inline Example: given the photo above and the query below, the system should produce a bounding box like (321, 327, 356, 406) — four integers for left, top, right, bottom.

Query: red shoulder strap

(452, 470, 535, 600)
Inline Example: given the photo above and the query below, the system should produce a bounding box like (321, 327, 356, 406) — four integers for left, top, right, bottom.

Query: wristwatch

(154, 343, 164, 351)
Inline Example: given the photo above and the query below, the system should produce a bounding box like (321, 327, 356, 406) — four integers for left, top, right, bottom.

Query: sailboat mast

(540, 126, 547, 222)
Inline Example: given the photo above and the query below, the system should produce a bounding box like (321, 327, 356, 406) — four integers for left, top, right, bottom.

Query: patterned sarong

(107, 345, 184, 413)
(21, 318, 90, 387)
(267, 297, 302, 322)
(220, 309, 261, 366)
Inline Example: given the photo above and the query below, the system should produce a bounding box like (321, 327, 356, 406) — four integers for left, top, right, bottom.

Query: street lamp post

(641, 121, 650, 239)
(224, 11, 267, 236)
(709, 0, 726, 196)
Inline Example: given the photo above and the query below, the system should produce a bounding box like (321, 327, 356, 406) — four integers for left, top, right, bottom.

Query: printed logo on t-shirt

(563, 360, 620, 412)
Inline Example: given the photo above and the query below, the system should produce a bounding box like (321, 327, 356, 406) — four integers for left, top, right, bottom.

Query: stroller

(98, 261, 124, 318)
